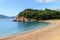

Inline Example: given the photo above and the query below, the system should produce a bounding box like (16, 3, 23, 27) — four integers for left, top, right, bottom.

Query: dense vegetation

(18, 8, 60, 20)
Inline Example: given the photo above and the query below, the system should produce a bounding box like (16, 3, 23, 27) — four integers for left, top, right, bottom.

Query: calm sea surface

(0, 19, 50, 38)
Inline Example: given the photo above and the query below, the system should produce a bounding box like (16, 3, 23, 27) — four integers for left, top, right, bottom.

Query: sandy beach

(0, 20, 60, 40)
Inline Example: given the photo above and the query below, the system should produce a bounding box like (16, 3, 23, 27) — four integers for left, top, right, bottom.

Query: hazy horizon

(0, 0, 60, 16)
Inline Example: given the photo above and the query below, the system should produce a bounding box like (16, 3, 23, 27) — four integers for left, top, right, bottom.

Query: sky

(0, 0, 60, 16)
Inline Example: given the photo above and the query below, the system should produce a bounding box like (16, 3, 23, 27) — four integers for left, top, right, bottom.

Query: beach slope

(1, 20, 60, 40)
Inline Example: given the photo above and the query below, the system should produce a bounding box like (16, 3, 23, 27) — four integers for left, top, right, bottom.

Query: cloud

(36, 0, 57, 3)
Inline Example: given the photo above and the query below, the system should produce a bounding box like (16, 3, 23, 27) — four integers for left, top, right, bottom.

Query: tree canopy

(17, 8, 60, 20)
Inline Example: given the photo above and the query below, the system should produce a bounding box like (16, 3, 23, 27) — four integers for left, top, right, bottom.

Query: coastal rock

(13, 16, 39, 22)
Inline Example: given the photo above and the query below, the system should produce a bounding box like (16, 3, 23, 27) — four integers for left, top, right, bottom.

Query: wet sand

(0, 20, 60, 40)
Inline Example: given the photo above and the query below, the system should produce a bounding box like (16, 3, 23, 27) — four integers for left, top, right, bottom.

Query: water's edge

(0, 19, 50, 38)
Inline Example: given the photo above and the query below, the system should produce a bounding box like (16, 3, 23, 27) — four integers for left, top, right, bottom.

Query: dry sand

(0, 20, 60, 40)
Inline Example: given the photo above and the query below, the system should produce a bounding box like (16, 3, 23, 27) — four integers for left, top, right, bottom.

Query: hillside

(0, 14, 15, 19)
(14, 8, 60, 22)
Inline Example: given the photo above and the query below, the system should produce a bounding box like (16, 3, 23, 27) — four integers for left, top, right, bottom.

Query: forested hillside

(17, 8, 60, 20)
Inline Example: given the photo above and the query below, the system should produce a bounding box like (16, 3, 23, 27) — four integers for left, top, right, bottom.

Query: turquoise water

(0, 19, 49, 38)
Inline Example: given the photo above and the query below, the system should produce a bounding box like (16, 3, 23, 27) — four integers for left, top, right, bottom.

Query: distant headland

(0, 14, 15, 19)
(14, 8, 60, 22)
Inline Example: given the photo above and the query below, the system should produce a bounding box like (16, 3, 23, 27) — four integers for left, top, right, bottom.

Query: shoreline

(0, 21, 51, 39)
(0, 21, 50, 39)
(0, 20, 60, 40)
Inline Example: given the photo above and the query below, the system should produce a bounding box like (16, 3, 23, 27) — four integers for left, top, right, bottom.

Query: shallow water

(0, 19, 49, 38)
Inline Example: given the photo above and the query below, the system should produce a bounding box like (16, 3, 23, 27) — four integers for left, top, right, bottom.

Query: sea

(0, 19, 50, 38)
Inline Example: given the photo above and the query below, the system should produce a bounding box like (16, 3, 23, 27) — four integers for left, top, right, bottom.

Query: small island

(14, 8, 60, 22)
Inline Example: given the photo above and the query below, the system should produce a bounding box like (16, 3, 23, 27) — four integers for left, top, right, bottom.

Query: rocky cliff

(13, 16, 39, 22)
